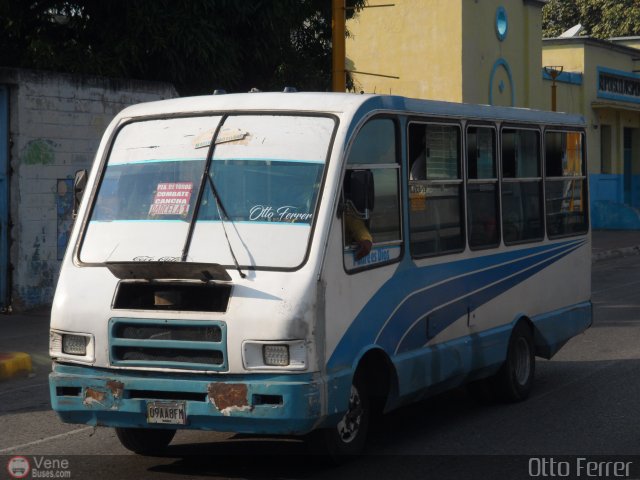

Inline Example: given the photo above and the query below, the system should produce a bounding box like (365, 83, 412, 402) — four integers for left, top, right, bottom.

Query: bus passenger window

(467, 126, 499, 249)
(408, 123, 464, 257)
(343, 118, 402, 269)
(501, 128, 543, 244)
(544, 131, 588, 237)
(344, 170, 374, 260)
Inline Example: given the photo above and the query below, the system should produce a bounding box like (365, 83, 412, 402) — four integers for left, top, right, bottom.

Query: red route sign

(149, 182, 194, 216)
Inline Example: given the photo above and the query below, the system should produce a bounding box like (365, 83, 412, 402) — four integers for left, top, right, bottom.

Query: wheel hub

(513, 336, 531, 385)
(336, 384, 363, 444)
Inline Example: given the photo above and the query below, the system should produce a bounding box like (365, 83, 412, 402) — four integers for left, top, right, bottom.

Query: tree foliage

(543, 0, 640, 39)
(542, 0, 581, 38)
(0, 0, 365, 95)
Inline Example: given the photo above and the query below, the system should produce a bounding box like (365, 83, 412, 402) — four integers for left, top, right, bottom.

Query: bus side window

(501, 128, 543, 244)
(544, 131, 588, 237)
(408, 122, 464, 257)
(467, 126, 499, 249)
(343, 118, 401, 268)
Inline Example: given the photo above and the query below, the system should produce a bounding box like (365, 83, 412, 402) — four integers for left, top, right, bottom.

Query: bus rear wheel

(309, 373, 370, 460)
(468, 321, 535, 404)
(115, 427, 176, 455)
(495, 320, 535, 402)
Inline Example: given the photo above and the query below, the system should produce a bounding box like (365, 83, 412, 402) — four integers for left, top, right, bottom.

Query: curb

(0, 352, 33, 380)
(592, 245, 640, 263)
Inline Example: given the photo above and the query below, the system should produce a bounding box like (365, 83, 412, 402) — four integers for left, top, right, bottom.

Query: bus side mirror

(73, 169, 88, 219)
(345, 169, 374, 220)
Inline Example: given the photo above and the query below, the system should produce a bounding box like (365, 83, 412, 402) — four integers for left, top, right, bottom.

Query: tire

(493, 321, 535, 402)
(308, 373, 370, 461)
(115, 427, 176, 455)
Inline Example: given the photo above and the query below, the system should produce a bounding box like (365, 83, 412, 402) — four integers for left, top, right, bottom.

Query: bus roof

(118, 92, 585, 127)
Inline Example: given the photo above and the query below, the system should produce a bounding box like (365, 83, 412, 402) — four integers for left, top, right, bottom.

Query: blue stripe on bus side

(326, 239, 586, 372)
(396, 243, 581, 353)
(325, 301, 591, 419)
(377, 241, 581, 352)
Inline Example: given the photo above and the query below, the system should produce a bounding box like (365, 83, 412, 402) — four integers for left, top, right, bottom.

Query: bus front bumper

(49, 363, 323, 435)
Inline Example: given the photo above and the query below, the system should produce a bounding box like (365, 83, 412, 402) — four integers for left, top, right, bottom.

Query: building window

(467, 126, 499, 249)
(495, 6, 508, 41)
(408, 122, 464, 257)
(501, 128, 543, 244)
(545, 131, 588, 237)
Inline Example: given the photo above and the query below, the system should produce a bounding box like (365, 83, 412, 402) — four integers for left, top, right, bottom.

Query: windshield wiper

(181, 116, 246, 279)
(205, 173, 246, 278)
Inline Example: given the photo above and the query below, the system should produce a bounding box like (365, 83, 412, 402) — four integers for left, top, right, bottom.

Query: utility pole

(332, 0, 346, 92)
(544, 66, 563, 112)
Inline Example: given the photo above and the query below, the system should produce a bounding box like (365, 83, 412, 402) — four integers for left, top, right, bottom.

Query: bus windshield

(80, 114, 335, 269)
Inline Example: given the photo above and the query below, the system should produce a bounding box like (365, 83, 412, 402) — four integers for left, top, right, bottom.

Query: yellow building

(542, 37, 640, 228)
(346, 0, 640, 229)
(346, 0, 545, 107)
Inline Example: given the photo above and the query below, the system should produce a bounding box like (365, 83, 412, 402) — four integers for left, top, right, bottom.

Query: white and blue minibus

(49, 92, 591, 456)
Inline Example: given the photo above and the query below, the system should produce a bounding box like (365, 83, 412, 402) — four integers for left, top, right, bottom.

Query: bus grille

(109, 318, 227, 371)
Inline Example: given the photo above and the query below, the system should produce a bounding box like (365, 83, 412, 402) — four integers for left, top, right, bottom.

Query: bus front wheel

(115, 427, 176, 455)
(309, 373, 370, 460)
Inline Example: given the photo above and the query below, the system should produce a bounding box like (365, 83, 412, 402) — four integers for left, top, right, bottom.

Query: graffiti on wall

(21, 139, 57, 165)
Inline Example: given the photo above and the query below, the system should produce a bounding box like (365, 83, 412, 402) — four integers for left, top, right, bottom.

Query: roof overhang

(592, 100, 640, 113)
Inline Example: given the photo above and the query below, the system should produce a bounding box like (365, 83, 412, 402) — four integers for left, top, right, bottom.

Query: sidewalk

(0, 307, 49, 380)
(592, 230, 640, 262)
(2, 230, 640, 381)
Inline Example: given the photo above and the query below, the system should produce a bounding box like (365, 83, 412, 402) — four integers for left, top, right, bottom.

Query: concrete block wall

(0, 68, 178, 310)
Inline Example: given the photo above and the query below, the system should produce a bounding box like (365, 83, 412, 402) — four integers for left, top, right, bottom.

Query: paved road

(1, 255, 640, 479)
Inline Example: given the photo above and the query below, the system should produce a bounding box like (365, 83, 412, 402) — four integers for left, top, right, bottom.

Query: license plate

(146, 401, 187, 425)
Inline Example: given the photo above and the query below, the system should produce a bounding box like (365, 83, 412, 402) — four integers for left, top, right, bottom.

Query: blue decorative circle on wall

(489, 58, 514, 106)
(496, 6, 508, 41)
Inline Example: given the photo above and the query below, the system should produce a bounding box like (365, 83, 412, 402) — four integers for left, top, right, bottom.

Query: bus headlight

(243, 340, 307, 370)
(263, 344, 290, 366)
(62, 334, 88, 356)
(50, 330, 94, 362)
